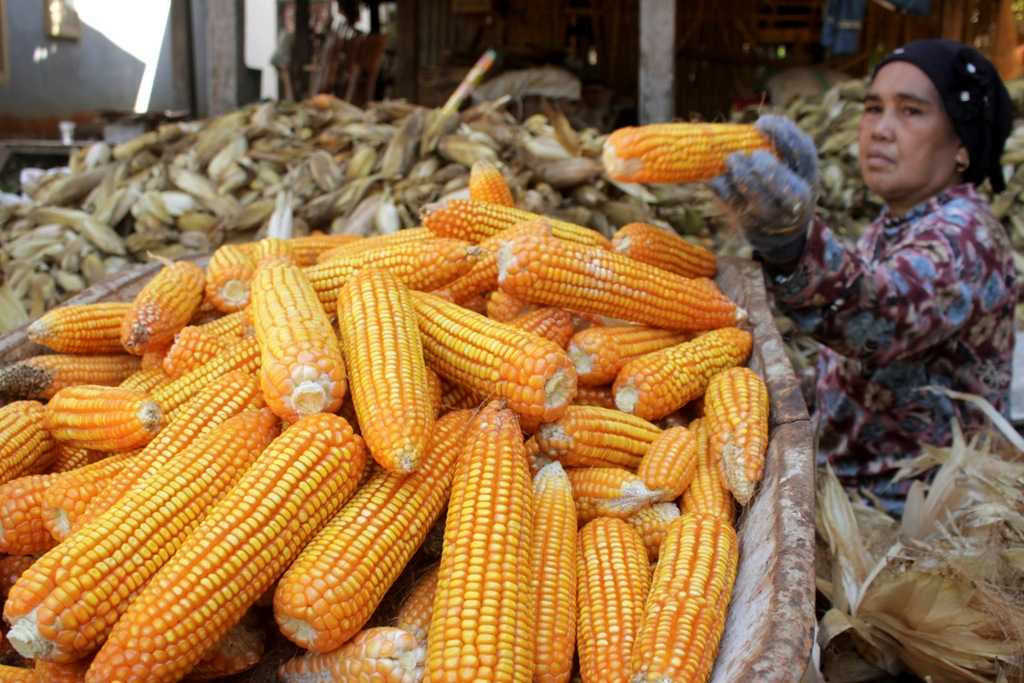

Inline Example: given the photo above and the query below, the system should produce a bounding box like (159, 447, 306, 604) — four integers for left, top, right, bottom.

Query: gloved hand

(709, 115, 819, 266)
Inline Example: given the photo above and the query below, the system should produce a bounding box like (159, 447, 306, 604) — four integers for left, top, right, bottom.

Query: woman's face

(859, 61, 966, 216)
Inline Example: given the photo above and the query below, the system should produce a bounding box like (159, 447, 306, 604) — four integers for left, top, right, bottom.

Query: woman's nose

(871, 113, 896, 141)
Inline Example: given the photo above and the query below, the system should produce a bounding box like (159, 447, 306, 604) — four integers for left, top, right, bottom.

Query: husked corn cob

(412, 291, 577, 423)
(576, 518, 651, 683)
(27, 302, 130, 354)
(195, 309, 251, 339)
(497, 230, 743, 332)
(120, 259, 205, 355)
(250, 236, 295, 266)
(487, 290, 534, 322)
(286, 232, 362, 266)
(79, 371, 264, 531)
(0, 354, 140, 400)
(569, 326, 691, 387)
(0, 665, 34, 682)
(150, 337, 261, 416)
(140, 343, 171, 371)
(162, 326, 229, 378)
(274, 410, 469, 651)
(424, 199, 610, 248)
(43, 385, 162, 452)
(306, 237, 479, 313)
(602, 122, 771, 184)
(204, 244, 255, 313)
(532, 462, 577, 683)
(459, 292, 489, 314)
(630, 514, 739, 683)
(614, 327, 753, 421)
(638, 426, 700, 501)
(0, 474, 59, 554)
(426, 369, 443, 417)
(511, 307, 575, 348)
(33, 658, 89, 683)
(395, 564, 439, 644)
(626, 502, 680, 562)
(337, 268, 433, 473)
(45, 445, 99, 473)
(568, 467, 659, 523)
(315, 228, 431, 264)
(186, 612, 265, 681)
(573, 384, 616, 410)
(117, 367, 171, 393)
(87, 413, 366, 683)
(279, 627, 426, 683)
(439, 380, 487, 412)
(537, 406, 661, 470)
(3, 409, 280, 663)
(426, 402, 535, 682)
(526, 435, 552, 477)
(680, 419, 735, 522)
(706, 367, 769, 506)
(41, 450, 137, 541)
(469, 160, 515, 206)
(0, 402, 56, 485)
(612, 223, 717, 278)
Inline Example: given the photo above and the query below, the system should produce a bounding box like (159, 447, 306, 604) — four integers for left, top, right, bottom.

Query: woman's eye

(865, 104, 882, 114)
(903, 107, 921, 116)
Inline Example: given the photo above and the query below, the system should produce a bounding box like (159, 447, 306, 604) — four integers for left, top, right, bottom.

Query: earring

(955, 158, 968, 173)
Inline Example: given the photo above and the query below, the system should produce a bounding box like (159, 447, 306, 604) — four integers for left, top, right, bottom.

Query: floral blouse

(768, 184, 1018, 515)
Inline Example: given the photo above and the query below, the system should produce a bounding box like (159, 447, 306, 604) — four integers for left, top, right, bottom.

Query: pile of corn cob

(0, 139, 771, 682)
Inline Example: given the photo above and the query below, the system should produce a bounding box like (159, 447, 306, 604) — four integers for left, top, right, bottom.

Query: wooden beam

(639, 0, 676, 123)
(207, 0, 240, 116)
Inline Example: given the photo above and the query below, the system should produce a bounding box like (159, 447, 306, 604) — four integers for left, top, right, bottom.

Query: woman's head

(859, 39, 1013, 216)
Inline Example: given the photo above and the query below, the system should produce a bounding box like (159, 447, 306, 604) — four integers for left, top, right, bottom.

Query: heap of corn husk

(0, 95, 709, 333)
(815, 393, 1024, 682)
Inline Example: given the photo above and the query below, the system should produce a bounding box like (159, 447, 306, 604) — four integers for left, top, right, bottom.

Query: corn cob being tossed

(602, 122, 772, 184)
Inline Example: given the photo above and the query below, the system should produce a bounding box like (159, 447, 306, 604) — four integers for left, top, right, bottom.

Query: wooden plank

(639, 0, 676, 123)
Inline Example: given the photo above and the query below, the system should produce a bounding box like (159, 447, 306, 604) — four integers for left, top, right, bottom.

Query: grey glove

(710, 115, 819, 266)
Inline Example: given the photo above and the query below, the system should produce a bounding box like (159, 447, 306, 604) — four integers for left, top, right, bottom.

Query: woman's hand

(710, 115, 819, 266)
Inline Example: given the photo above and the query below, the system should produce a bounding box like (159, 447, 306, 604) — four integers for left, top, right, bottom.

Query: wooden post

(396, 0, 418, 102)
(207, 0, 240, 116)
(639, 0, 676, 123)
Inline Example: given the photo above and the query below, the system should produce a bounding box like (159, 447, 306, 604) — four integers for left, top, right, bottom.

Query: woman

(710, 39, 1017, 516)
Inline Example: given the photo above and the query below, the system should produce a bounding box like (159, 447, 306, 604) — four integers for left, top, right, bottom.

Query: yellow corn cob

(680, 419, 735, 522)
(0, 402, 56, 485)
(204, 244, 255, 313)
(33, 658, 89, 683)
(511, 307, 575, 349)
(27, 302, 130, 354)
(706, 366, 770, 506)
(186, 611, 265, 681)
(626, 502, 680, 562)
(86, 413, 366, 683)
(286, 233, 362, 266)
(426, 368, 443, 417)
(252, 260, 347, 422)
(315, 228, 431, 264)
(439, 380, 487, 412)
(120, 259, 205, 355)
(487, 290, 535, 322)
(568, 466, 659, 523)
(78, 371, 264, 531)
(602, 122, 772, 184)
(532, 462, 577, 683)
(631, 513, 739, 682)
(150, 337, 261, 417)
(497, 229, 743, 332)
(0, 665, 35, 682)
(46, 444, 96, 473)
(274, 410, 470, 651)
(612, 222, 717, 279)
(0, 474, 59, 554)
(337, 268, 433, 473)
(537, 405, 661, 470)
(424, 199, 610, 248)
(117, 367, 171, 393)
(425, 402, 535, 682)
(576, 518, 651, 683)
(279, 627, 426, 683)
(637, 426, 700, 501)
(3, 408, 280, 663)
(41, 450, 138, 541)
(161, 326, 229, 378)
(412, 291, 577, 423)
(526, 435, 552, 477)
(569, 326, 691, 387)
(140, 343, 171, 372)
(0, 354, 140, 400)
(613, 327, 753, 421)
(250, 236, 295, 266)
(469, 160, 515, 206)
(195, 309, 251, 339)
(305, 237, 479, 313)
(573, 384, 616, 410)
(394, 564, 439, 644)
(459, 292, 489, 315)
(43, 385, 162, 452)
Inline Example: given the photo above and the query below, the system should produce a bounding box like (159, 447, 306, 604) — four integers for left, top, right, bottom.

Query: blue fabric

(822, 0, 866, 55)
(886, 0, 931, 15)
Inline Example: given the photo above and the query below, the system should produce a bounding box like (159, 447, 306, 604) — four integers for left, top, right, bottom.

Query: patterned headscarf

(873, 39, 1014, 192)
